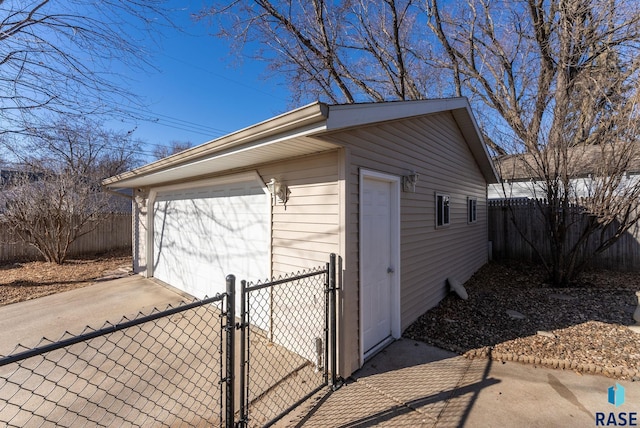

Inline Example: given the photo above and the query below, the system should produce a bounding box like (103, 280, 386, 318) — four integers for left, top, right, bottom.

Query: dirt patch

(0, 249, 132, 306)
(404, 261, 640, 380)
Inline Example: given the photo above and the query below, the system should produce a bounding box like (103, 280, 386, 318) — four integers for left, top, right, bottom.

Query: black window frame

(467, 197, 477, 224)
(436, 193, 450, 227)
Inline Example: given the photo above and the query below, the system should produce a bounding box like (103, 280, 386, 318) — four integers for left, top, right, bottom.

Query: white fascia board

(105, 121, 332, 189)
(103, 102, 329, 188)
(450, 106, 500, 184)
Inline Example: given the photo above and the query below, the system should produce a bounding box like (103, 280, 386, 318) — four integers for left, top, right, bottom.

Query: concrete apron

(279, 338, 640, 427)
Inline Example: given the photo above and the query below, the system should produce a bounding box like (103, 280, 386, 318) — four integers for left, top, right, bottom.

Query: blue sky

(118, 2, 292, 158)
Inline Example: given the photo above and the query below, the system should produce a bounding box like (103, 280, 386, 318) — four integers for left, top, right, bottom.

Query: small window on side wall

(436, 193, 450, 227)
(468, 197, 477, 223)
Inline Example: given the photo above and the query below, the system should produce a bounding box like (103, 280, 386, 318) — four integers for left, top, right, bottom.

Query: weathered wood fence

(488, 199, 640, 271)
(0, 213, 132, 262)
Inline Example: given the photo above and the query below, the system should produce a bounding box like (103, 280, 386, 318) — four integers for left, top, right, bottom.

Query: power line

(108, 48, 291, 142)
(112, 53, 290, 140)
(116, 106, 230, 138)
(159, 52, 289, 103)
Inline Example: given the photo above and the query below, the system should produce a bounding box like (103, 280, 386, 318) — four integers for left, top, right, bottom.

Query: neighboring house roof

(103, 98, 499, 188)
(495, 143, 640, 182)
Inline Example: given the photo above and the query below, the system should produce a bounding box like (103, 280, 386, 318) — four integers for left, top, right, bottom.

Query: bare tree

(152, 140, 194, 160)
(0, 0, 173, 135)
(1, 118, 143, 264)
(196, 0, 437, 104)
(13, 117, 142, 178)
(201, 0, 640, 285)
(428, 0, 640, 285)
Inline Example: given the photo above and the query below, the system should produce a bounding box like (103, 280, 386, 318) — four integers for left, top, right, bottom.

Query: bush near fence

(0, 213, 132, 263)
(488, 199, 640, 271)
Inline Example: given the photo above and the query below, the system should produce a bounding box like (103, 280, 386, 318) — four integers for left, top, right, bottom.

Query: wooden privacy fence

(0, 213, 132, 262)
(488, 199, 640, 271)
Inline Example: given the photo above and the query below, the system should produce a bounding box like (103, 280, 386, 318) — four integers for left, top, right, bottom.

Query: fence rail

(488, 199, 640, 270)
(0, 214, 132, 262)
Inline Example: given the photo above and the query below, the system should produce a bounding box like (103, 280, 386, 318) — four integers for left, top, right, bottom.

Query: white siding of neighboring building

(488, 175, 640, 200)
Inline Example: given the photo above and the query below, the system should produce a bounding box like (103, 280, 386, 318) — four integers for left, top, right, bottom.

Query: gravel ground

(404, 261, 640, 380)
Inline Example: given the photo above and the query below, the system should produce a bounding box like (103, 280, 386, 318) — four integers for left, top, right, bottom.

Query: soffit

(106, 133, 338, 188)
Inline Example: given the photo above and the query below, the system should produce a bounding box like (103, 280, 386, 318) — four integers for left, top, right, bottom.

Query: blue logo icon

(608, 383, 625, 407)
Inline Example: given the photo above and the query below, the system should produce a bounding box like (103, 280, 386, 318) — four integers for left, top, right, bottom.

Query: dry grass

(0, 249, 132, 306)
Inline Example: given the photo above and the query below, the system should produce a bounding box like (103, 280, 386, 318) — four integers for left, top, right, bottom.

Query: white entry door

(360, 171, 400, 360)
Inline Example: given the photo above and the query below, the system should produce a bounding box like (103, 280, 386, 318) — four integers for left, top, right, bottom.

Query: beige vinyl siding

(325, 112, 488, 372)
(257, 150, 341, 277)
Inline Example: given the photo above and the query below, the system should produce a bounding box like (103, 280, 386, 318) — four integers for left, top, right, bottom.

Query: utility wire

(159, 52, 289, 103)
(116, 106, 229, 138)
(113, 52, 289, 140)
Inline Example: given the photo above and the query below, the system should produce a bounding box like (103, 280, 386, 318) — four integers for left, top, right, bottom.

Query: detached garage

(103, 98, 498, 377)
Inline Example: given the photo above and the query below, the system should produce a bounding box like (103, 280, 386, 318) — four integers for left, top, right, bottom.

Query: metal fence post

(324, 261, 330, 386)
(225, 275, 235, 428)
(239, 279, 247, 428)
(328, 253, 338, 388)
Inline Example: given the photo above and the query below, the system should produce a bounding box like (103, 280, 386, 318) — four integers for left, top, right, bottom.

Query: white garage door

(152, 175, 270, 299)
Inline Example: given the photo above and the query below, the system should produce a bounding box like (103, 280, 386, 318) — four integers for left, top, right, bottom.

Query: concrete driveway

(0, 275, 190, 357)
(280, 339, 639, 427)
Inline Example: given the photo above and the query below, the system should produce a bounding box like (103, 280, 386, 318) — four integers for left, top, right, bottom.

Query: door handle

(387, 267, 394, 274)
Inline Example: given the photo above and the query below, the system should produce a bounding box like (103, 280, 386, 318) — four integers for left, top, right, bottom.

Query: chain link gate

(0, 254, 338, 427)
(235, 253, 338, 427)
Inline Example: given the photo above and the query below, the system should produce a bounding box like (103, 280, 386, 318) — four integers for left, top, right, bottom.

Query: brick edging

(463, 347, 640, 380)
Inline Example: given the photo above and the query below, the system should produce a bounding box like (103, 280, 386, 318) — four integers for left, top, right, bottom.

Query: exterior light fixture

(134, 189, 147, 207)
(402, 171, 419, 192)
(267, 178, 289, 206)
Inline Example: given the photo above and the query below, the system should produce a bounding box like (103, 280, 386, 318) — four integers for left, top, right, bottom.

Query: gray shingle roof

(494, 143, 640, 181)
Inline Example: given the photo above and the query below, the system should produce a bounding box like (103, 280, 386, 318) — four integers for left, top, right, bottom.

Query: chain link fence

(0, 296, 226, 427)
(0, 254, 340, 427)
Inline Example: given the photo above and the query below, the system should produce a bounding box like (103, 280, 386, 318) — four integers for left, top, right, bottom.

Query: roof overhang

(103, 98, 499, 189)
(103, 102, 333, 189)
